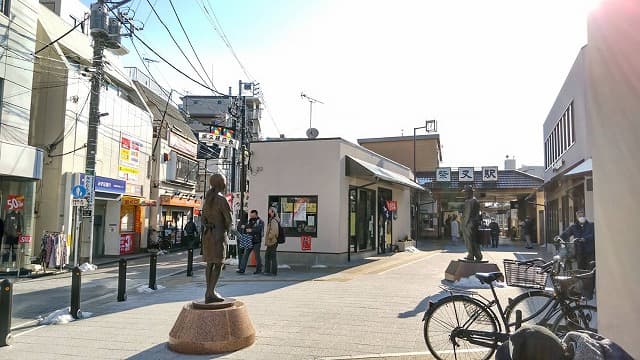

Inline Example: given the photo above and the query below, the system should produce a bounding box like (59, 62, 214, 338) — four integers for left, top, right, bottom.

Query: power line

(168, 0, 217, 91)
(144, 0, 213, 91)
(35, 15, 89, 54)
(129, 32, 225, 95)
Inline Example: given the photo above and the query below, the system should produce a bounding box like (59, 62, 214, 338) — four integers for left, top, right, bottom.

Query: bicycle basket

(503, 259, 549, 289)
(562, 270, 596, 300)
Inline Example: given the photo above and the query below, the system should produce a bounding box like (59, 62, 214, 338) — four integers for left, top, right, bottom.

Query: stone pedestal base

(444, 260, 501, 282)
(168, 298, 255, 354)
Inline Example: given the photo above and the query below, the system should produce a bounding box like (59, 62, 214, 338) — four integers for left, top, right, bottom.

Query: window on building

(175, 155, 198, 184)
(268, 195, 318, 237)
(1, 0, 10, 16)
(546, 102, 576, 170)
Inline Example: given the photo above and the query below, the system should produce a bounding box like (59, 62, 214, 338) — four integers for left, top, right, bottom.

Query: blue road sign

(72, 185, 87, 199)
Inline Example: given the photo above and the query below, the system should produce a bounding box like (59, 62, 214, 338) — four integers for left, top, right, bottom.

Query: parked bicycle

(551, 235, 585, 275)
(422, 258, 596, 360)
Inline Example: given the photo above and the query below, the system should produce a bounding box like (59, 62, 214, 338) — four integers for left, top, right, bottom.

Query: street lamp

(412, 120, 436, 242)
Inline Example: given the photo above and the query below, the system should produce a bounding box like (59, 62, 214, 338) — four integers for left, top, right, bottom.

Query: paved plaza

(1, 240, 548, 359)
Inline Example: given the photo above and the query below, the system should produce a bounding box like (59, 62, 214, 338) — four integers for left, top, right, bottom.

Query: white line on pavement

(377, 251, 443, 275)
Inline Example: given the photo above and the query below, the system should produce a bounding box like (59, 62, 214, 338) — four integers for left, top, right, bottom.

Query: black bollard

(187, 248, 194, 277)
(148, 253, 157, 290)
(70, 266, 81, 320)
(117, 258, 127, 302)
(0, 279, 13, 347)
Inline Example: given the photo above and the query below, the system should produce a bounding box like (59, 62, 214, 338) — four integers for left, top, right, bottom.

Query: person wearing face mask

(559, 209, 595, 270)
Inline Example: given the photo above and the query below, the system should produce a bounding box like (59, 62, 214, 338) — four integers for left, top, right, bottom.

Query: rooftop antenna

(301, 92, 324, 139)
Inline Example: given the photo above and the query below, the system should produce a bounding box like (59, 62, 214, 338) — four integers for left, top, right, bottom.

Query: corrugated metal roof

(416, 170, 543, 190)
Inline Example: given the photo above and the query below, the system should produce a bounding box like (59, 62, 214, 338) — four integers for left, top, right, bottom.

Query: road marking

(377, 251, 443, 275)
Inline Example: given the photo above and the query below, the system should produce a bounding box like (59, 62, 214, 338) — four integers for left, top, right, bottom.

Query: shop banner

(169, 131, 198, 157)
(6, 195, 25, 210)
(19, 235, 31, 244)
(198, 127, 239, 149)
(301, 235, 312, 251)
(119, 135, 143, 181)
(386, 200, 398, 212)
(120, 233, 135, 255)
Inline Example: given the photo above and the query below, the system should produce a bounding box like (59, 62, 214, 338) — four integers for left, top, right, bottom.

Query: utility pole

(239, 90, 246, 223)
(81, 0, 131, 263)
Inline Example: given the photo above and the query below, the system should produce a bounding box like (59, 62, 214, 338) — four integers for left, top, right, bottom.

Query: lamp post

(412, 120, 436, 242)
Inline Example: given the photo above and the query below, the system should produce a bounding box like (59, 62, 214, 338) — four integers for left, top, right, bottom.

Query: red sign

(301, 235, 312, 251)
(6, 195, 25, 211)
(119, 233, 135, 255)
(386, 200, 398, 212)
(225, 193, 233, 208)
(19, 235, 31, 244)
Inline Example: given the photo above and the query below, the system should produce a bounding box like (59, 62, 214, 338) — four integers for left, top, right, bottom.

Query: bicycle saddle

(475, 272, 504, 284)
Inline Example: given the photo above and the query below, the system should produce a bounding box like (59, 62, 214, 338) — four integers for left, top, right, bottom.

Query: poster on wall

(119, 135, 142, 182)
(301, 235, 312, 251)
(119, 233, 135, 255)
(6, 195, 25, 211)
(294, 198, 307, 221)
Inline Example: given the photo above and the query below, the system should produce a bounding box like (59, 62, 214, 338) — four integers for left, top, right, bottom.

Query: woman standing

(264, 207, 280, 276)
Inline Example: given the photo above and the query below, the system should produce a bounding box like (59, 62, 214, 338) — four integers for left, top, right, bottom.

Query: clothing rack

(41, 231, 67, 272)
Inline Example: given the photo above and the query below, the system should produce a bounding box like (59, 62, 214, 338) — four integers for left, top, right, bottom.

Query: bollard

(0, 279, 13, 347)
(117, 258, 127, 302)
(149, 253, 157, 290)
(70, 266, 81, 320)
(187, 248, 194, 277)
(515, 309, 522, 330)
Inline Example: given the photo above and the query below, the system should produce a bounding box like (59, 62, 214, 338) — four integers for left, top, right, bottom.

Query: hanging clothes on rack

(41, 232, 67, 270)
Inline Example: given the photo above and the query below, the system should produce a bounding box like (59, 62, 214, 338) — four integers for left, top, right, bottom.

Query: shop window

(268, 195, 318, 237)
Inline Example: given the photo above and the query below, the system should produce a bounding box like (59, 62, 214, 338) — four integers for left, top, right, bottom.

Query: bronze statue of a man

(201, 174, 232, 303)
(462, 185, 483, 262)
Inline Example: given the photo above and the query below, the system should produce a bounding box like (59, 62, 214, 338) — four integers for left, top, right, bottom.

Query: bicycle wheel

(424, 295, 498, 360)
(504, 290, 556, 329)
(552, 304, 597, 337)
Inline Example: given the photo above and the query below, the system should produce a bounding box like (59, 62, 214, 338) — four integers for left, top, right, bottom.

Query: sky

(83, 0, 599, 169)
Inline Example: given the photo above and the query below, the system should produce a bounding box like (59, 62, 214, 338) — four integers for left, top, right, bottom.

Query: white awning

(565, 159, 593, 176)
(345, 156, 424, 191)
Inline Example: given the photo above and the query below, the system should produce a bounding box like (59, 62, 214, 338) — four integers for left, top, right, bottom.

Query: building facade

(30, 2, 153, 261)
(542, 46, 594, 244)
(132, 71, 200, 246)
(249, 138, 422, 265)
(0, 0, 44, 273)
(587, 0, 639, 356)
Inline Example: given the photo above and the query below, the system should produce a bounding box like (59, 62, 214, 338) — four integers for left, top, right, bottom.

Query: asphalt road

(8, 251, 201, 330)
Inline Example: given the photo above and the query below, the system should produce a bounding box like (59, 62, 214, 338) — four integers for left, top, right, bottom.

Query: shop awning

(565, 159, 592, 177)
(346, 156, 424, 191)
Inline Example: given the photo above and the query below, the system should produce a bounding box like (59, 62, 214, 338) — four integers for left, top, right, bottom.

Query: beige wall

(587, 1, 640, 357)
(359, 137, 440, 173)
(249, 139, 414, 263)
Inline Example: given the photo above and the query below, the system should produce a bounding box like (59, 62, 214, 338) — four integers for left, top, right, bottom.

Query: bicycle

(551, 236, 583, 275)
(502, 257, 596, 337)
(422, 259, 596, 360)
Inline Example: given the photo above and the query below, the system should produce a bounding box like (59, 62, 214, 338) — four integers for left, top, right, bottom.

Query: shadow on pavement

(397, 289, 449, 319)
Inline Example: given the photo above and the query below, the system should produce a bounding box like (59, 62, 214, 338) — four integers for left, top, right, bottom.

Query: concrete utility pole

(81, 0, 131, 263)
(239, 87, 246, 223)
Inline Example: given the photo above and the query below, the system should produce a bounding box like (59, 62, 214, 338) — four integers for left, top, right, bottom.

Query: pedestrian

(489, 218, 500, 248)
(445, 215, 451, 239)
(559, 209, 595, 270)
(184, 216, 198, 249)
(524, 216, 535, 249)
(450, 214, 460, 244)
(263, 207, 280, 276)
(237, 210, 264, 274)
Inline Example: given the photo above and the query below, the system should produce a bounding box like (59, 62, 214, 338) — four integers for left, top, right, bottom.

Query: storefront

(0, 141, 43, 273)
(249, 138, 423, 266)
(159, 195, 202, 246)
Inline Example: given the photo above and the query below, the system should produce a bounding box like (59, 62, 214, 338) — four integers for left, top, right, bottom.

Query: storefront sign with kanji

(386, 200, 398, 212)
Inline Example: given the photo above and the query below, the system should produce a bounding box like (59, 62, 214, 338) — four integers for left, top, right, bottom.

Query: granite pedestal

(168, 298, 255, 354)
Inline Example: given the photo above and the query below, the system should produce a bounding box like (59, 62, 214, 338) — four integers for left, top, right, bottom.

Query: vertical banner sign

(83, 175, 95, 218)
(301, 235, 312, 251)
(119, 135, 142, 181)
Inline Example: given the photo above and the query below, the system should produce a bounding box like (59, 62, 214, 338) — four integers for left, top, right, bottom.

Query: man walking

(237, 210, 264, 274)
(184, 216, 198, 249)
(489, 218, 500, 248)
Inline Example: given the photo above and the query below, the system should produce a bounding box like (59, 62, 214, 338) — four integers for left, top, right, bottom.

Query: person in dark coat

(462, 185, 482, 262)
(560, 209, 595, 270)
(201, 174, 232, 303)
(489, 218, 500, 248)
